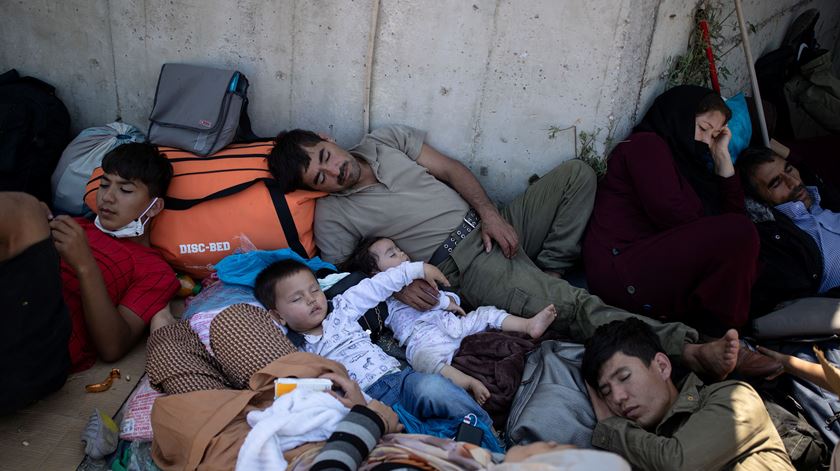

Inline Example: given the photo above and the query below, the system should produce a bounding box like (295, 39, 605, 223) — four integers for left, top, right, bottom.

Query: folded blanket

(451, 331, 548, 427)
(237, 388, 349, 471)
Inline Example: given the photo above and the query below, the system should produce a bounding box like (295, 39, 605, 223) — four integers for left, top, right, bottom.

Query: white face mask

(94, 198, 158, 238)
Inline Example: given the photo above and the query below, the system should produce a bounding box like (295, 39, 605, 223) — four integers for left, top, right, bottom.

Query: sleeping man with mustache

(736, 146, 840, 313)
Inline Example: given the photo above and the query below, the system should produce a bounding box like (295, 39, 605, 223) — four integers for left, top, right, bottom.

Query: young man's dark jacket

(747, 167, 840, 315)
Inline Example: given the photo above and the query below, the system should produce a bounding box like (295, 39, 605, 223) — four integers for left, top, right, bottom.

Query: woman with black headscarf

(582, 85, 759, 335)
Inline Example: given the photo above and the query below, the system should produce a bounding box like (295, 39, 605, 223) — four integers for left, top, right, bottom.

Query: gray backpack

(506, 340, 596, 448)
(147, 63, 254, 156)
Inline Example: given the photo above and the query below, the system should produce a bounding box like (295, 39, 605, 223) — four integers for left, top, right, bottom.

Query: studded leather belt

(428, 209, 481, 265)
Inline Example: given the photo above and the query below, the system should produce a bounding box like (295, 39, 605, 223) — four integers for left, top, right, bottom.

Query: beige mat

(0, 342, 146, 471)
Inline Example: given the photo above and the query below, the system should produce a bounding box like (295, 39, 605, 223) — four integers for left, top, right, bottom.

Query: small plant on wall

(547, 115, 619, 179)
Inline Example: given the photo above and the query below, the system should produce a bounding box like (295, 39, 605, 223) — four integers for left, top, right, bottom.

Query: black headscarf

(634, 85, 723, 214)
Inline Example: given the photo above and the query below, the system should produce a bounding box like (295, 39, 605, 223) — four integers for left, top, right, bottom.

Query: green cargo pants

(437, 159, 699, 357)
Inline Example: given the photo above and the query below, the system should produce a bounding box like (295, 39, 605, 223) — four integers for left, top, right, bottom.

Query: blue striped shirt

(776, 186, 840, 293)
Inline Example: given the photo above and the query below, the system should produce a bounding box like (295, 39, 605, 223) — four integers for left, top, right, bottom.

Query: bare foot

(527, 304, 557, 339)
(682, 329, 739, 381)
(466, 377, 491, 405)
(441, 365, 490, 405)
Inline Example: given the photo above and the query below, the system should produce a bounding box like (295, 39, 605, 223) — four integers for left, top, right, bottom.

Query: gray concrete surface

(1, 0, 838, 202)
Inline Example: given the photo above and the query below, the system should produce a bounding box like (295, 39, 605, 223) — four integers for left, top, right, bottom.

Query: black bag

(0, 69, 71, 203)
(755, 9, 822, 140)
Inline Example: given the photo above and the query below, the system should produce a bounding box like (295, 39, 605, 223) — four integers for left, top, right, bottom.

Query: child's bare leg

(440, 365, 490, 405)
(501, 304, 557, 339)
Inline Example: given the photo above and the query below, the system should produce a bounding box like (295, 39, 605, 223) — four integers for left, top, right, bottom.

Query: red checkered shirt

(60, 218, 178, 371)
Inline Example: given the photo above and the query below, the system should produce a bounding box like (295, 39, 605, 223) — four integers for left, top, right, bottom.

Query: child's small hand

(422, 263, 450, 289)
(445, 296, 466, 316)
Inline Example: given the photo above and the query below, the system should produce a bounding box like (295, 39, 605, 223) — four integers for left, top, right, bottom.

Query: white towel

(235, 388, 349, 471)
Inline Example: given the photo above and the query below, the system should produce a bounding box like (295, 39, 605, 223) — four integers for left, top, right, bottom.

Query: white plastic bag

(51, 122, 144, 215)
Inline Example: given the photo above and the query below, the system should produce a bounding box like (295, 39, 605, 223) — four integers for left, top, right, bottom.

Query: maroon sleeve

(622, 133, 705, 230)
(717, 172, 746, 214)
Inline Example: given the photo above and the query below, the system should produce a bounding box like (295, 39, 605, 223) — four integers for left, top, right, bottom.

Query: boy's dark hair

(342, 237, 382, 274)
(267, 129, 325, 193)
(735, 146, 778, 198)
(696, 92, 733, 123)
(581, 318, 665, 389)
(254, 259, 313, 309)
(101, 142, 173, 198)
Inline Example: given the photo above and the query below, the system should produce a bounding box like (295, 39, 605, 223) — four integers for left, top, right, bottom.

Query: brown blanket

(451, 331, 541, 427)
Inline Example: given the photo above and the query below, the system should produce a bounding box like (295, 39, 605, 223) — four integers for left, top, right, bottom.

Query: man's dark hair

(254, 259, 313, 309)
(101, 142, 173, 198)
(735, 146, 778, 199)
(343, 237, 383, 274)
(267, 129, 325, 193)
(581, 318, 665, 389)
(696, 92, 733, 123)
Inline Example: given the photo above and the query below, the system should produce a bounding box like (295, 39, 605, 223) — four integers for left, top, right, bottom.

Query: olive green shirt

(314, 125, 469, 264)
(592, 374, 793, 471)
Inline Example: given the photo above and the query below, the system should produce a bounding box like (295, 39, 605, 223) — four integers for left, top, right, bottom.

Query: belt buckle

(463, 209, 479, 229)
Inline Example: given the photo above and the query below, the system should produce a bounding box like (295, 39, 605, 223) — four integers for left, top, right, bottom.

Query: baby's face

(271, 269, 328, 334)
(369, 238, 410, 272)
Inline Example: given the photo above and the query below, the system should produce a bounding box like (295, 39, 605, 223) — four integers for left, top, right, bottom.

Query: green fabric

(591, 374, 794, 471)
(438, 160, 698, 357)
(785, 52, 840, 139)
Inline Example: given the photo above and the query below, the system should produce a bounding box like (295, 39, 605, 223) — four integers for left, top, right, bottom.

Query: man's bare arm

(77, 268, 146, 362)
(0, 193, 51, 262)
(150, 306, 177, 333)
(393, 144, 522, 311)
(415, 144, 519, 258)
(392, 279, 440, 311)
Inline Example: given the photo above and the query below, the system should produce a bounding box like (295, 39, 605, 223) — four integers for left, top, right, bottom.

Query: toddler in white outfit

(347, 237, 557, 403)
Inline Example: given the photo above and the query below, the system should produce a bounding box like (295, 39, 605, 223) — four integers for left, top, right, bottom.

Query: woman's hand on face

(710, 126, 735, 178)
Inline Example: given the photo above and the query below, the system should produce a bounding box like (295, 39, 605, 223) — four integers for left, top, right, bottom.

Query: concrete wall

(2, 0, 838, 202)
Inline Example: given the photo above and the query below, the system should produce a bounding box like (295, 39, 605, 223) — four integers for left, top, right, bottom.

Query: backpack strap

(266, 180, 307, 259)
(162, 177, 270, 210)
(233, 95, 262, 142)
(165, 177, 308, 259)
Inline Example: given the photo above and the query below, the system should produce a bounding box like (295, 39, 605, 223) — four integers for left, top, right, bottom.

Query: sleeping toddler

(347, 237, 556, 403)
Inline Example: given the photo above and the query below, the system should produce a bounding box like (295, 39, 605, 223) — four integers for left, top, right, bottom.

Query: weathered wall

(2, 0, 838, 202)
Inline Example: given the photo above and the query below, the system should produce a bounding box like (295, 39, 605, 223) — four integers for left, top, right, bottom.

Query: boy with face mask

(0, 143, 178, 414)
